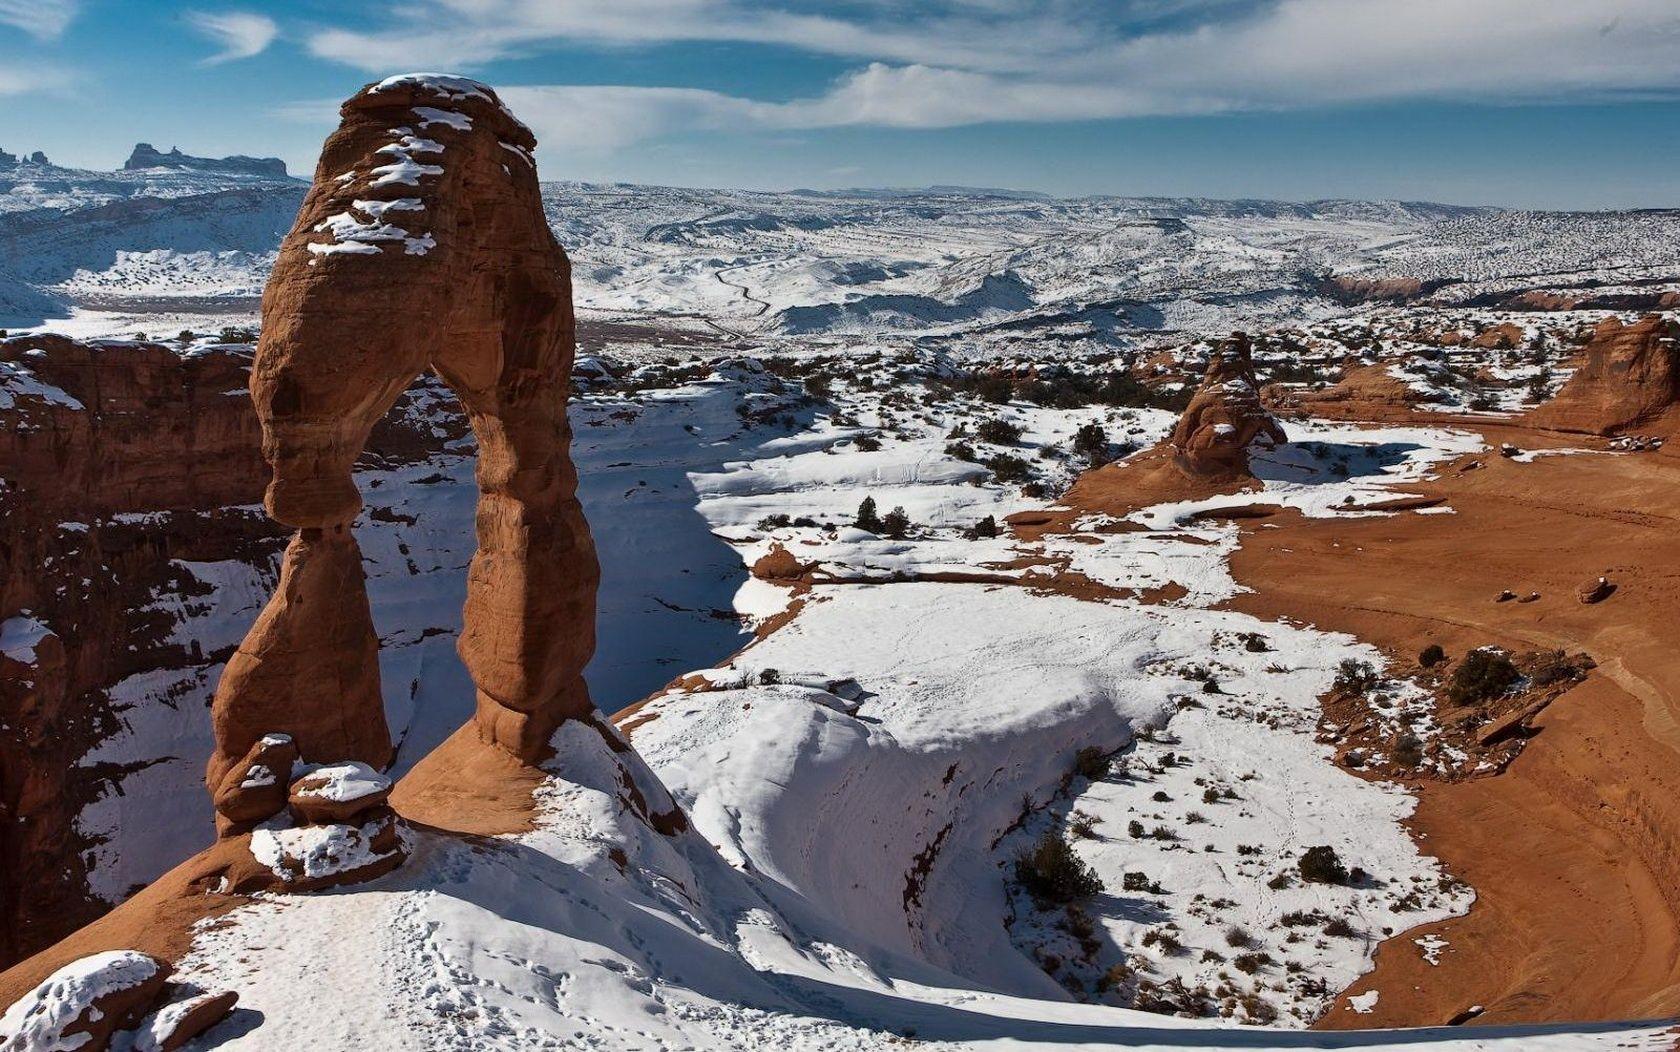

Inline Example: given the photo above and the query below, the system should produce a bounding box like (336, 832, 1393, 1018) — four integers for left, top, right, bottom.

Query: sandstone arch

(206, 75, 599, 825)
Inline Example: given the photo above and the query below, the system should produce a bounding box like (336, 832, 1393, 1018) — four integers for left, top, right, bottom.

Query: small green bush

(1015, 831, 1104, 904)
(1333, 659, 1380, 695)
(1073, 746, 1111, 781)
(1447, 648, 1520, 705)
(1299, 845, 1348, 885)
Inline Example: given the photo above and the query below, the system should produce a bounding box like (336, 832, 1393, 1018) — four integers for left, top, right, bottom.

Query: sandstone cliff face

(1170, 334, 1286, 479)
(0, 331, 467, 965)
(0, 334, 277, 965)
(1527, 315, 1680, 436)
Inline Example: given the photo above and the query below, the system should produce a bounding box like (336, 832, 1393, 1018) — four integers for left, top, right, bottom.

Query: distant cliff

(122, 142, 289, 179)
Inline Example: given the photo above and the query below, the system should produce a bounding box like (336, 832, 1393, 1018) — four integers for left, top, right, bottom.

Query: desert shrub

(1527, 649, 1587, 688)
(966, 514, 999, 539)
(1096, 960, 1134, 993)
(853, 434, 882, 451)
(1072, 422, 1111, 465)
(881, 506, 912, 539)
(945, 440, 978, 461)
(976, 418, 1022, 444)
(1127, 820, 1145, 839)
(1239, 995, 1278, 1024)
(1015, 831, 1104, 904)
(1239, 632, 1271, 653)
(854, 497, 883, 533)
(1323, 917, 1357, 938)
(1186, 811, 1207, 825)
(1202, 787, 1221, 805)
(1447, 647, 1520, 705)
(977, 374, 1013, 404)
(1021, 481, 1048, 498)
(1074, 746, 1111, 781)
(1067, 811, 1100, 839)
(1299, 845, 1348, 885)
(986, 453, 1033, 484)
(756, 513, 792, 530)
(1333, 659, 1380, 695)
(758, 668, 780, 685)
(1392, 734, 1424, 768)
(1418, 644, 1446, 668)
(1122, 871, 1153, 892)
(1225, 926, 1254, 948)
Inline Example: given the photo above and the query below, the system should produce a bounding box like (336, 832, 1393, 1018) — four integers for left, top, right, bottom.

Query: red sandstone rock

(1170, 334, 1286, 479)
(287, 761, 392, 824)
(205, 526, 391, 795)
(133, 989, 239, 1052)
(1528, 315, 1680, 436)
(209, 71, 600, 818)
(210, 733, 300, 834)
(1470, 322, 1524, 350)
(0, 949, 169, 1051)
(751, 543, 810, 582)
(1578, 576, 1615, 604)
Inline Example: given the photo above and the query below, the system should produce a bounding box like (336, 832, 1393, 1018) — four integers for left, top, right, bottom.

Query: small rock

(1577, 577, 1615, 604)
(288, 761, 392, 824)
(1494, 590, 1516, 603)
(133, 990, 239, 1052)
(212, 733, 299, 833)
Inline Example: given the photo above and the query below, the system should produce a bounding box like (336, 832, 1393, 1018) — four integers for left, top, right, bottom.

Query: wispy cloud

(292, 0, 1680, 155)
(0, 0, 79, 40)
(188, 10, 278, 65)
(0, 62, 74, 98)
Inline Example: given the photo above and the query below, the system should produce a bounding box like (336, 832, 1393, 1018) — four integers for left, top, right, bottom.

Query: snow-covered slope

(6, 167, 1676, 338)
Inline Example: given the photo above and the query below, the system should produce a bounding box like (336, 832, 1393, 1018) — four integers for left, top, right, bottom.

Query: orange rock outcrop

(1170, 333, 1286, 480)
(1527, 314, 1680, 436)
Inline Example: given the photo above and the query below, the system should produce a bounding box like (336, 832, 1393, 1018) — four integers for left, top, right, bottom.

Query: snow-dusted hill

(5, 166, 1676, 339)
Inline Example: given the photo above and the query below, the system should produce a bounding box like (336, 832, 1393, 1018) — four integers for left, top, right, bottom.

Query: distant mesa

(122, 142, 289, 179)
(0, 148, 49, 169)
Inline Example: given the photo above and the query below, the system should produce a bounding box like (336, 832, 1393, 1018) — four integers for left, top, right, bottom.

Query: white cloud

(0, 63, 74, 98)
(0, 0, 78, 40)
(290, 0, 1680, 157)
(188, 10, 278, 65)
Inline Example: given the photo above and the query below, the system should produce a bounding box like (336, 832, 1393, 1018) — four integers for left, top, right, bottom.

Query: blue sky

(3, 0, 1679, 208)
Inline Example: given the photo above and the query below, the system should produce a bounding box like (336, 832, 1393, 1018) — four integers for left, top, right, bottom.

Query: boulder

(246, 813, 408, 892)
(0, 950, 169, 1052)
(131, 990, 239, 1052)
(211, 733, 300, 833)
(288, 761, 392, 824)
(1171, 333, 1286, 479)
(1578, 576, 1616, 604)
(1528, 315, 1680, 436)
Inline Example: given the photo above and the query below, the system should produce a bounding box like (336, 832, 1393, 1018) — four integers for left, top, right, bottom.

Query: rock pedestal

(1170, 333, 1286, 479)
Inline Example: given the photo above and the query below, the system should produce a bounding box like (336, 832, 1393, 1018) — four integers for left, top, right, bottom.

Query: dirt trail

(1224, 432, 1680, 1027)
